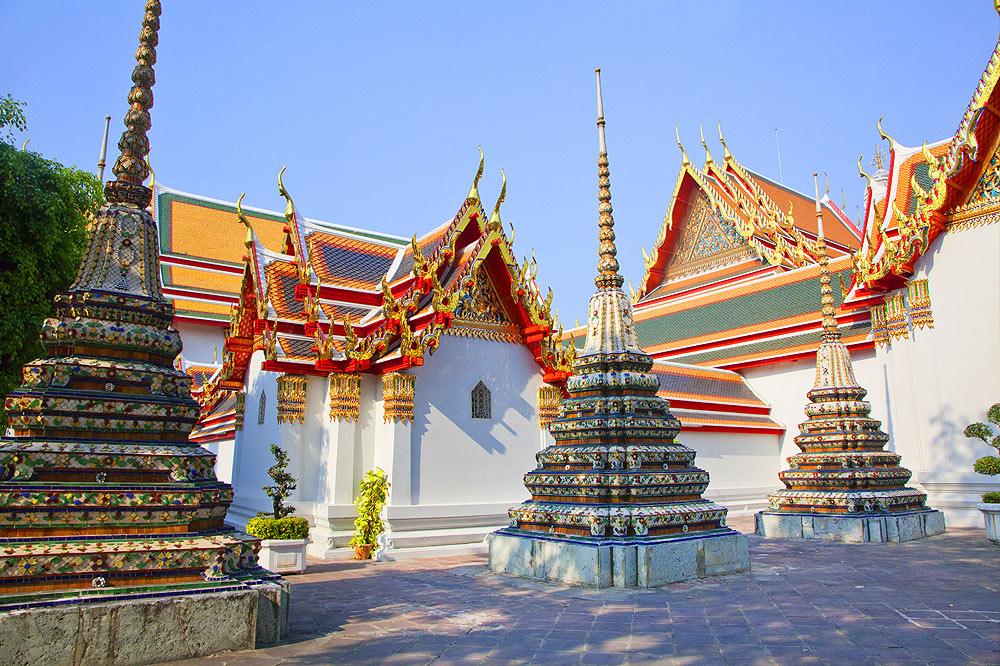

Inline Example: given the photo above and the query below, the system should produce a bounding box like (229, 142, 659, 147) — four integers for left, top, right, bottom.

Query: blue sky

(1, 2, 996, 325)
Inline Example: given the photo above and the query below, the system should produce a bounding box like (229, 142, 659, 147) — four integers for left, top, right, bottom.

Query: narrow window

(471, 381, 491, 419)
(258, 391, 267, 425)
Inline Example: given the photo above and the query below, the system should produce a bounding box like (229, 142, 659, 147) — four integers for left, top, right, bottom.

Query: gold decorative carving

(884, 291, 909, 342)
(329, 372, 361, 422)
(538, 385, 562, 429)
(450, 265, 523, 343)
(382, 372, 415, 424)
(234, 392, 245, 430)
(276, 374, 307, 424)
(907, 279, 934, 330)
(869, 304, 889, 348)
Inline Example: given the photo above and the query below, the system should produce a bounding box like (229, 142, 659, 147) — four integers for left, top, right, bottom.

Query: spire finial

(105, 0, 162, 209)
(594, 67, 622, 289)
(700, 124, 714, 166)
(488, 168, 506, 230)
(717, 121, 732, 162)
(813, 173, 838, 335)
(467, 146, 485, 203)
(675, 125, 691, 167)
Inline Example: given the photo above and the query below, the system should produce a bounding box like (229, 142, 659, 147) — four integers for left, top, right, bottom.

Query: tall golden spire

(813, 173, 838, 336)
(105, 0, 161, 209)
(594, 68, 623, 289)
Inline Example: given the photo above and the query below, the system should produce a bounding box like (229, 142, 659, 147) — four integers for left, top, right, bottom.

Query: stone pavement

(168, 516, 1000, 665)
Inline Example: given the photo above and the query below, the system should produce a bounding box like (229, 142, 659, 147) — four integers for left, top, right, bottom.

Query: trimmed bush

(981, 491, 1000, 504)
(246, 515, 310, 540)
(973, 456, 1000, 477)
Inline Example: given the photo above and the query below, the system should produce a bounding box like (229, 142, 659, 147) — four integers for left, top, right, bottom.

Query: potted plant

(349, 468, 390, 559)
(964, 403, 1000, 544)
(245, 444, 310, 573)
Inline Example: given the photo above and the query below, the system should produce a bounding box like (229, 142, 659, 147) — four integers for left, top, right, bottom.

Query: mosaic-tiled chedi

(491, 71, 747, 588)
(755, 177, 945, 542)
(0, 0, 268, 605)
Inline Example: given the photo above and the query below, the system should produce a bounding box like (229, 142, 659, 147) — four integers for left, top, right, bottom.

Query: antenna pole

(774, 128, 784, 184)
(97, 115, 111, 182)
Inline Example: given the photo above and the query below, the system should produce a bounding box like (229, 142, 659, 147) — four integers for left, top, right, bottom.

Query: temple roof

(650, 362, 782, 434)
(216, 157, 573, 387)
(850, 40, 1000, 296)
(636, 130, 860, 306)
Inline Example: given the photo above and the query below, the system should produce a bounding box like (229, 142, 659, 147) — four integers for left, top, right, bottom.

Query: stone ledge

(0, 582, 290, 666)
(754, 509, 947, 543)
(487, 531, 750, 588)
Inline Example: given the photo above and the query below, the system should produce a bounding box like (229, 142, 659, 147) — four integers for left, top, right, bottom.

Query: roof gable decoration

(852, 42, 1000, 292)
(219, 152, 574, 384)
(637, 125, 837, 301)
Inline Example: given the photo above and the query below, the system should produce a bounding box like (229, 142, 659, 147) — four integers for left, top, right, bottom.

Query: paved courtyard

(171, 517, 999, 665)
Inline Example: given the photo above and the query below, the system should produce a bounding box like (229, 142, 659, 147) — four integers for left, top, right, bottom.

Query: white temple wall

(879, 224, 1000, 526)
(409, 335, 543, 507)
(684, 431, 781, 513)
(175, 320, 225, 363)
(229, 350, 286, 523)
(204, 440, 234, 484)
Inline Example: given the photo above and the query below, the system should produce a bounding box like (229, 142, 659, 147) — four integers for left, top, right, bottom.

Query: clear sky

(1, 2, 996, 326)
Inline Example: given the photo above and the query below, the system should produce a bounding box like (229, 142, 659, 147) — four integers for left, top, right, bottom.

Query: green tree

(966, 403, 1000, 478)
(0, 97, 103, 415)
(262, 444, 297, 519)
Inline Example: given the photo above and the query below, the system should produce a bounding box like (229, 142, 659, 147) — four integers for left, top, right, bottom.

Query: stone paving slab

(166, 516, 1000, 665)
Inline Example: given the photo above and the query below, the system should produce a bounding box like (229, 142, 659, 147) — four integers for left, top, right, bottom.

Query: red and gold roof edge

(637, 126, 858, 302)
(851, 40, 1000, 296)
(217, 159, 573, 390)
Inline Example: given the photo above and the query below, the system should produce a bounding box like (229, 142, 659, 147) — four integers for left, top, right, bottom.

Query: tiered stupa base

(755, 508, 946, 543)
(490, 528, 748, 589)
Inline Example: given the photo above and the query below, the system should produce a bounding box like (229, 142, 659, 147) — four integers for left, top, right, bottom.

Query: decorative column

(754, 175, 945, 543)
(374, 372, 415, 506)
(325, 373, 361, 505)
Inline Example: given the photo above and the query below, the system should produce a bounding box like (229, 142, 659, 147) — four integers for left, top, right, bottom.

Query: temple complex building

(576, 40, 1000, 527)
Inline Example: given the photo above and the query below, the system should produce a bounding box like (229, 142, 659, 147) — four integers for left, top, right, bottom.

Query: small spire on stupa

(104, 0, 161, 209)
(594, 68, 623, 289)
(813, 173, 839, 337)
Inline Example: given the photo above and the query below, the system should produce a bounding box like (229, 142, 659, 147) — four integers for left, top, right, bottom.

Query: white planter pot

(258, 538, 309, 574)
(979, 503, 1000, 544)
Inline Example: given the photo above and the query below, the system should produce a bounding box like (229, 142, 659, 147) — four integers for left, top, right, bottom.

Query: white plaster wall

(229, 350, 287, 522)
(204, 440, 234, 484)
(882, 224, 1000, 525)
(410, 335, 545, 506)
(684, 430, 781, 513)
(175, 321, 226, 364)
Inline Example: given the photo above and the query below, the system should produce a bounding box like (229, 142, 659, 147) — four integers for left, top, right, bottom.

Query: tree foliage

(262, 444, 297, 519)
(0, 102, 103, 413)
(0, 95, 27, 146)
(965, 403, 1000, 489)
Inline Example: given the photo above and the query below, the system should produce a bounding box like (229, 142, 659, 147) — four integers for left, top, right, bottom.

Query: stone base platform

(0, 581, 289, 666)
(487, 529, 749, 588)
(754, 509, 946, 543)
